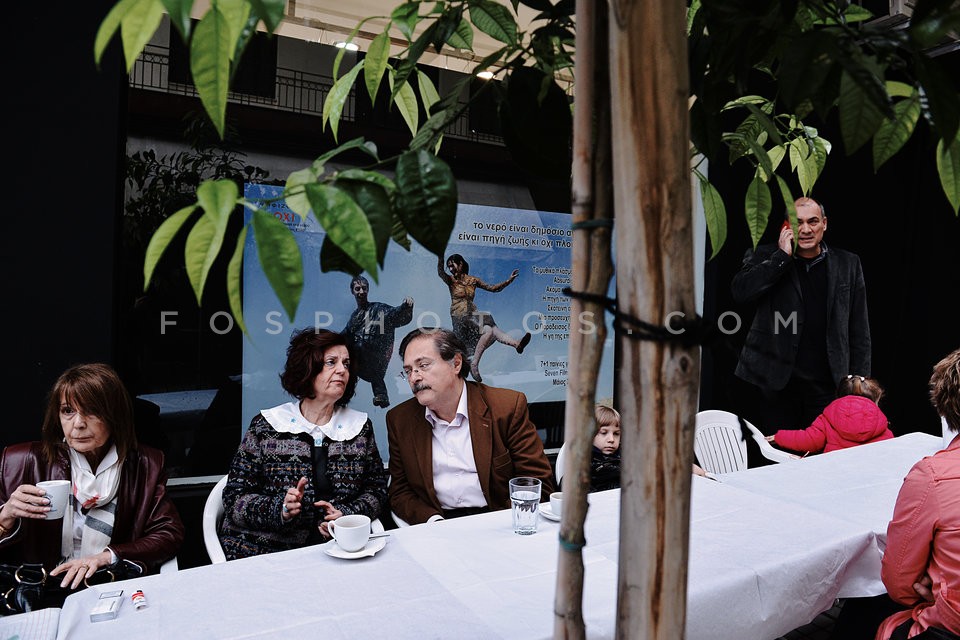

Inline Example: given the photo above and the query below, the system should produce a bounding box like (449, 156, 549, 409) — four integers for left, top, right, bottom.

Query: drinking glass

(509, 477, 541, 535)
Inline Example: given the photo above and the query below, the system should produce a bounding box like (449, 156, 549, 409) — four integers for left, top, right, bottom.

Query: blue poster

(241, 183, 614, 456)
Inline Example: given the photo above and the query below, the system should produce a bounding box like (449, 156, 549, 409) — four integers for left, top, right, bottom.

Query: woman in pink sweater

(766, 375, 893, 455)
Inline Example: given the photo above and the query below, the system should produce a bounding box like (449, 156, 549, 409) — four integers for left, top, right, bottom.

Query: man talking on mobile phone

(731, 196, 871, 435)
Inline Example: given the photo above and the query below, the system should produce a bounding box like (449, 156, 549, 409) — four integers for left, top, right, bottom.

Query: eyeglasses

(400, 359, 436, 380)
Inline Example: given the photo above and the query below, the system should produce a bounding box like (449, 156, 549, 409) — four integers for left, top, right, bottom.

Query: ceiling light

(334, 41, 359, 51)
(476, 70, 494, 80)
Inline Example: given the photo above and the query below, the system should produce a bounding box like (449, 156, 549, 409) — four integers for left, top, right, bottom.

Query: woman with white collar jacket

(219, 329, 387, 560)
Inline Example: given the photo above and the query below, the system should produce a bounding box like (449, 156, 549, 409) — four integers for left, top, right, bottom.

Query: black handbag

(1, 559, 143, 615)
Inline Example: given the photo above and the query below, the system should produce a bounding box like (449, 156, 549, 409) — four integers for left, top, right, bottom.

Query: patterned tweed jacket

(219, 405, 387, 560)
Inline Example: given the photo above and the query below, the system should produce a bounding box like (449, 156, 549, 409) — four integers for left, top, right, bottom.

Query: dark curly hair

(279, 328, 357, 407)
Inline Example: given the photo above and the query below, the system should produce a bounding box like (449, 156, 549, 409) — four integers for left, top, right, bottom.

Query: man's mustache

(412, 383, 431, 393)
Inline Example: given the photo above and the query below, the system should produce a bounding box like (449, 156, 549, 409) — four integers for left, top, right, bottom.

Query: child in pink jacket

(766, 375, 894, 455)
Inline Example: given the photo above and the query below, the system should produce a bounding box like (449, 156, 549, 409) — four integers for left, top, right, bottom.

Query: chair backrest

(555, 443, 567, 486)
(741, 417, 800, 464)
(693, 410, 749, 474)
(203, 475, 228, 564)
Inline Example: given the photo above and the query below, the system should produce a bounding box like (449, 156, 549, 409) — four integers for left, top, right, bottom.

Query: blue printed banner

(241, 183, 614, 454)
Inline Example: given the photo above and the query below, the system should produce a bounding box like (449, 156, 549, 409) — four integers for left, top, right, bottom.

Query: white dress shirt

(425, 384, 486, 511)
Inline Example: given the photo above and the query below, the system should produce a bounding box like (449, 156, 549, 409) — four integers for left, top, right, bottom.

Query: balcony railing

(130, 44, 503, 145)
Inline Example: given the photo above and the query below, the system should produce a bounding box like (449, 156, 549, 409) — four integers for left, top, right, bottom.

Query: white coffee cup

(37, 480, 71, 520)
(328, 514, 371, 552)
(550, 491, 563, 517)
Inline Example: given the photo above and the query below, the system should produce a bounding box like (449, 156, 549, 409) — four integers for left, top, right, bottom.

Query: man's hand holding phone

(778, 220, 795, 256)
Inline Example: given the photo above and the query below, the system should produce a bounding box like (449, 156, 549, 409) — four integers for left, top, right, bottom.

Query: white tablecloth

(54, 433, 943, 640)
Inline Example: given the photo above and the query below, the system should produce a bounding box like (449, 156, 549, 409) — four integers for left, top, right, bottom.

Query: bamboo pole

(608, 1, 699, 638)
(554, 0, 614, 637)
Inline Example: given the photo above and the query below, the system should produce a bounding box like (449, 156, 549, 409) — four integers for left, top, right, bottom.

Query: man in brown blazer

(387, 328, 555, 525)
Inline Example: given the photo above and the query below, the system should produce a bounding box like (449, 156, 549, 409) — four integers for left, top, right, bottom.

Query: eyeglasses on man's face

(400, 358, 437, 380)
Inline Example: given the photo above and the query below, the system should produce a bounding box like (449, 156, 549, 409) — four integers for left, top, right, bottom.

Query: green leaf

(745, 175, 771, 248)
(95, 0, 140, 67)
(394, 150, 458, 256)
(744, 103, 782, 146)
(839, 71, 885, 155)
(936, 135, 960, 215)
(336, 169, 397, 197)
(721, 95, 769, 110)
(469, 0, 519, 45)
(790, 138, 817, 195)
(143, 204, 197, 290)
(197, 179, 240, 224)
(314, 138, 380, 172)
(248, 0, 286, 32)
(322, 60, 365, 142)
(120, 0, 165, 73)
(841, 5, 873, 23)
(217, 0, 251, 52)
(184, 214, 217, 303)
(191, 6, 232, 138)
(320, 236, 364, 276)
(873, 94, 921, 172)
(161, 0, 194, 41)
(227, 225, 248, 334)
(391, 214, 412, 250)
(389, 71, 420, 137)
(392, 22, 438, 99)
(886, 81, 914, 99)
(252, 209, 304, 320)
(700, 178, 727, 259)
(305, 184, 379, 280)
(364, 31, 391, 104)
(812, 136, 831, 175)
(391, 3, 420, 41)
(914, 54, 960, 144)
(417, 69, 441, 114)
(182, 179, 238, 302)
(284, 168, 319, 220)
(758, 145, 786, 182)
(410, 106, 454, 152)
(334, 178, 394, 266)
(447, 18, 474, 50)
(775, 175, 799, 246)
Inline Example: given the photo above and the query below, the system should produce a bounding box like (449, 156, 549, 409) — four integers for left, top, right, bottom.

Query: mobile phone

(781, 220, 791, 233)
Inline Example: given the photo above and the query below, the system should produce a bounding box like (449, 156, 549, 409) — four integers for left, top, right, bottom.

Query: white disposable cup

(328, 514, 371, 552)
(509, 477, 541, 535)
(37, 480, 71, 520)
(550, 491, 563, 517)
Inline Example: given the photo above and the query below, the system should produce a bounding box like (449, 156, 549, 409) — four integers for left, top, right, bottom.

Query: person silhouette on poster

(437, 254, 531, 383)
(341, 275, 414, 408)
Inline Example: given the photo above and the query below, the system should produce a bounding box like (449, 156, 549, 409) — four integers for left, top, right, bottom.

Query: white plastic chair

(203, 475, 228, 564)
(554, 443, 567, 487)
(694, 410, 798, 475)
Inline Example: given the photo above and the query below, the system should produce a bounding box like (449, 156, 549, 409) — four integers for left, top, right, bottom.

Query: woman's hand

(509, 269, 519, 280)
(913, 573, 934, 602)
(50, 550, 112, 589)
(314, 500, 343, 539)
(281, 477, 308, 521)
(0, 483, 51, 527)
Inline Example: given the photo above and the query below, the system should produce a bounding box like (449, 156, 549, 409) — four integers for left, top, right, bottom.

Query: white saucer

(539, 505, 561, 522)
(322, 536, 387, 559)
